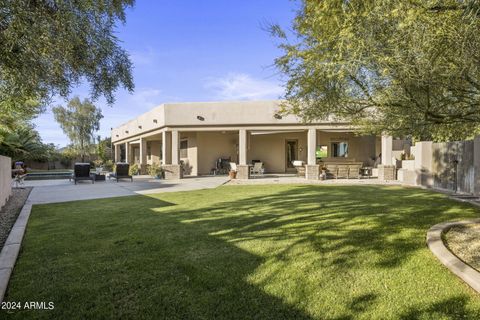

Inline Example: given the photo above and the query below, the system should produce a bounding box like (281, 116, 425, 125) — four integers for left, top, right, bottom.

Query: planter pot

(229, 170, 237, 179)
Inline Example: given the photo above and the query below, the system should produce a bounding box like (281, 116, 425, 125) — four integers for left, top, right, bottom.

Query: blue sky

(35, 0, 299, 147)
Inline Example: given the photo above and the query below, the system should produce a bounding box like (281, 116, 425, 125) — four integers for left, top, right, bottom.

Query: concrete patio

(22, 175, 230, 204)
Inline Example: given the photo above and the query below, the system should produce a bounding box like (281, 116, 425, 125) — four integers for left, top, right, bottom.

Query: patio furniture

(292, 160, 305, 177)
(336, 165, 349, 179)
(324, 164, 337, 179)
(360, 167, 373, 179)
(348, 164, 362, 179)
(72, 163, 95, 184)
(110, 163, 133, 182)
(250, 162, 264, 177)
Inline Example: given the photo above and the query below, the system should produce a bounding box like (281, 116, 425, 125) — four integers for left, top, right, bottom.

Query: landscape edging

(427, 219, 480, 293)
(0, 201, 32, 302)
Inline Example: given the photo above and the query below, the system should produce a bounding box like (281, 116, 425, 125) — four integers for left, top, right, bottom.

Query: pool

(26, 171, 73, 180)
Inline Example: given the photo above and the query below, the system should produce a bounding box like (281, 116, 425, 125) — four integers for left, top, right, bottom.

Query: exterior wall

(0, 155, 12, 209)
(180, 132, 198, 176)
(249, 132, 307, 173)
(196, 132, 238, 175)
(317, 132, 377, 164)
(399, 139, 480, 195)
(147, 140, 161, 165)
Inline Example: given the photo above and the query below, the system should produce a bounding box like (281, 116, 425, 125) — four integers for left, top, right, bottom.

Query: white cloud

(130, 47, 157, 67)
(205, 73, 284, 100)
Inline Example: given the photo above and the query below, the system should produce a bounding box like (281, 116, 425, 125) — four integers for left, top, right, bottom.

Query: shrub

(129, 163, 139, 176)
(147, 163, 164, 178)
(103, 160, 114, 172)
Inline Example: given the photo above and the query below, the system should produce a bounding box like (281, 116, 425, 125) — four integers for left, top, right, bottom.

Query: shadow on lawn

(5, 185, 480, 319)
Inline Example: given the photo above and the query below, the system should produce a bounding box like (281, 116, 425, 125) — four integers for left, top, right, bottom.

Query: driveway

(23, 176, 230, 204)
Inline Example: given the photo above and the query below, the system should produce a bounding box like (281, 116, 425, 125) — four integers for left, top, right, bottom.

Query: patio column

(306, 128, 319, 180)
(161, 131, 167, 165)
(162, 130, 183, 180)
(381, 135, 393, 165)
(124, 142, 129, 164)
(171, 130, 179, 165)
(379, 135, 395, 180)
(114, 144, 120, 162)
(237, 129, 250, 179)
(139, 138, 147, 174)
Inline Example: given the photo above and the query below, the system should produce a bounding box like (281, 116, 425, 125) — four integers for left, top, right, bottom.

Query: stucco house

(111, 100, 399, 179)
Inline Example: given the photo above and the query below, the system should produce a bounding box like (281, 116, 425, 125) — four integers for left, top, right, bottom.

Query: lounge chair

(72, 163, 94, 184)
(336, 165, 349, 179)
(250, 162, 264, 177)
(110, 163, 133, 182)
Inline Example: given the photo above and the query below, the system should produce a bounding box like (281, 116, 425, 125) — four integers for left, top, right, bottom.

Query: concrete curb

(427, 219, 480, 293)
(0, 202, 32, 302)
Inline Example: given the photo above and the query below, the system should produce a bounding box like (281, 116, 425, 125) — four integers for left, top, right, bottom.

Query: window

(180, 139, 188, 158)
(147, 142, 151, 161)
(331, 142, 348, 157)
(316, 145, 328, 159)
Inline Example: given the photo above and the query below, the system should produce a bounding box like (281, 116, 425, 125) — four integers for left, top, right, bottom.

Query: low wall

(399, 137, 480, 195)
(0, 155, 12, 209)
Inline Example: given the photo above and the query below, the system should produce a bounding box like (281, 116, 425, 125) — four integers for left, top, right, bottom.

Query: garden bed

(445, 223, 480, 272)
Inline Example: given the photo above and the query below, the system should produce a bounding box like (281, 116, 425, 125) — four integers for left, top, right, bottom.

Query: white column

(140, 138, 147, 166)
(171, 130, 179, 165)
(124, 142, 129, 164)
(307, 128, 317, 165)
(381, 135, 393, 165)
(161, 131, 167, 165)
(114, 144, 120, 162)
(239, 129, 247, 165)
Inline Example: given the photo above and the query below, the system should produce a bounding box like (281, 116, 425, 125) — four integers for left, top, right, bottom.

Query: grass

(4, 185, 480, 319)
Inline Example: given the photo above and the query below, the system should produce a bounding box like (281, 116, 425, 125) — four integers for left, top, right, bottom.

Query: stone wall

(0, 155, 11, 209)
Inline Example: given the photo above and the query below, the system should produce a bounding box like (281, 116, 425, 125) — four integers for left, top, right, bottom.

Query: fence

(399, 136, 480, 195)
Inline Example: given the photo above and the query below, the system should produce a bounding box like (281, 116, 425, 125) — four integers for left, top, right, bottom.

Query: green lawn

(4, 185, 480, 319)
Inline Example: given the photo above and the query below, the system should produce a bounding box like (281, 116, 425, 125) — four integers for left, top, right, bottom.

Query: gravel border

(445, 224, 480, 272)
(427, 219, 480, 294)
(0, 188, 32, 250)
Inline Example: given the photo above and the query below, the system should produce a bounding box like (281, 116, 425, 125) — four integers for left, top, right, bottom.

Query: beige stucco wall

(248, 132, 308, 173)
(147, 140, 161, 165)
(196, 132, 238, 175)
(317, 132, 377, 163)
(0, 155, 12, 209)
(180, 132, 198, 176)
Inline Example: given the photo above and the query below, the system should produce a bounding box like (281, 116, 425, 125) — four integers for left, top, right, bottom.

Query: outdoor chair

(348, 164, 362, 179)
(110, 163, 133, 182)
(72, 163, 94, 184)
(250, 162, 264, 177)
(336, 165, 349, 179)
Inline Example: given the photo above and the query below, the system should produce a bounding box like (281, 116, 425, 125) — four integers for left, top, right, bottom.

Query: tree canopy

(0, 0, 134, 136)
(53, 97, 103, 162)
(273, 0, 480, 141)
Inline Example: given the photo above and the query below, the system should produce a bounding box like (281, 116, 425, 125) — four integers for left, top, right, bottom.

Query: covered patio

(111, 101, 402, 180)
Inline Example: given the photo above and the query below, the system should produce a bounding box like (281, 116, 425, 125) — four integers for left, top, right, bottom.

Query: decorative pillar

(305, 128, 319, 180)
(237, 129, 250, 179)
(139, 138, 147, 174)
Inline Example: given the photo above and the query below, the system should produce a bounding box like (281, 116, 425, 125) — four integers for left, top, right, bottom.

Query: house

(111, 100, 399, 179)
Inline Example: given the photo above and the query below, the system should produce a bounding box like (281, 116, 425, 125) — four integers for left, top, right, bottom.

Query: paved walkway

(23, 176, 230, 204)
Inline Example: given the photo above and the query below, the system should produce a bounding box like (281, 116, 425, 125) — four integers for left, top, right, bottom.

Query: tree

(0, 0, 134, 124)
(97, 136, 112, 163)
(53, 97, 103, 162)
(272, 0, 480, 141)
(0, 124, 50, 161)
